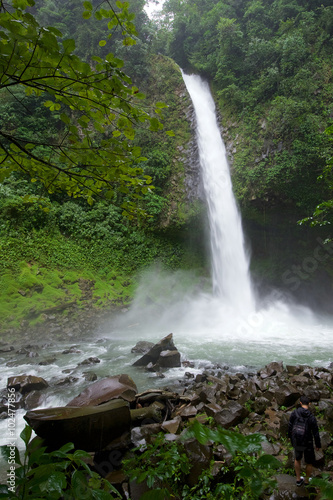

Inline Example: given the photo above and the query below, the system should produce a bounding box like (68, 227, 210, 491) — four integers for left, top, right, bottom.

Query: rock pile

(3, 335, 333, 499)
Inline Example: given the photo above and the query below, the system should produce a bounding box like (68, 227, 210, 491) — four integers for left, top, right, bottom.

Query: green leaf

(123, 37, 136, 46)
(0, 445, 21, 465)
(39, 471, 67, 494)
(58, 442, 75, 454)
(27, 445, 48, 468)
(149, 117, 162, 131)
(92, 490, 119, 500)
(62, 38, 75, 53)
(73, 449, 91, 459)
(71, 469, 88, 497)
(256, 454, 281, 469)
(137, 471, 148, 484)
(47, 26, 63, 37)
(60, 113, 71, 125)
(140, 489, 170, 500)
(155, 102, 168, 109)
(124, 128, 135, 140)
(99, 40, 107, 47)
(237, 466, 255, 479)
(185, 420, 214, 444)
(12, 0, 30, 8)
(20, 425, 32, 446)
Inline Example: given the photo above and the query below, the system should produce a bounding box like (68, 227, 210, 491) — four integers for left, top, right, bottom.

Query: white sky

(144, 0, 165, 19)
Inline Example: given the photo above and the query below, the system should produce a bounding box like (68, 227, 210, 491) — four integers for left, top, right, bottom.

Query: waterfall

(182, 72, 255, 313)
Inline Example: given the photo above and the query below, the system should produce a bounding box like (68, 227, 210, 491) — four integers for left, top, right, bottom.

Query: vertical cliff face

(139, 56, 205, 229)
(182, 102, 205, 204)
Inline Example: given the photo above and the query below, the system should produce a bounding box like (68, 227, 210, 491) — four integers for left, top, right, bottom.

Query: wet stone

(83, 372, 98, 382)
(55, 376, 79, 386)
(38, 357, 57, 365)
(26, 351, 39, 358)
(7, 375, 49, 394)
(78, 357, 101, 366)
(0, 345, 14, 353)
(131, 341, 154, 354)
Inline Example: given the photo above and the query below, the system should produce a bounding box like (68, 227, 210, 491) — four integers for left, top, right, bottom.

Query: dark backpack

(292, 411, 309, 450)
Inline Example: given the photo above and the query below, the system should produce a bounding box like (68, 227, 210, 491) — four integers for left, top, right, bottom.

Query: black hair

(300, 395, 310, 405)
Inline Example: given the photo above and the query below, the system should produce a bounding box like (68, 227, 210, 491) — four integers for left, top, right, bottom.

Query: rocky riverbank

(2, 334, 333, 499)
(1, 297, 123, 345)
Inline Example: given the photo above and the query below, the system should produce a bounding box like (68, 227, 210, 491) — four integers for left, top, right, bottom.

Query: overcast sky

(144, 0, 165, 18)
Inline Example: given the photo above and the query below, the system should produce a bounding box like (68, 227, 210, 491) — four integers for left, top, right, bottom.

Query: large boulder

(67, 374, 137, 407)
(214, 401, 248, 429)
(303, 386, 321, 402)
(273, 385, 300, 407)
(158, 350, 181, 368)
(132, 334, 179, 367)
(259, 361, 284, 379)
(252, 397, 271, 415)
(183, 438, 213, 487)
(161, 416, 182, 434)
(279, 412, 291, 438)
(0, 344, 14, 353)
(271, 474, 308, 499)
(130, 423, 162, 448)
(24, 390, 47, 410)
(7, 375, 48, 394)
(131, 341, 154, 354)
(324, 404, 333, 434)
(24, 399, 131, 451)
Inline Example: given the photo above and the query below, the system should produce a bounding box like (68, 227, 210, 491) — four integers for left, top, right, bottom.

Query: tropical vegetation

(1, 0, 333, 330)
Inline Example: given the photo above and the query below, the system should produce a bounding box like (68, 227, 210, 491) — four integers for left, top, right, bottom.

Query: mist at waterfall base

(112, 266, 333, 370)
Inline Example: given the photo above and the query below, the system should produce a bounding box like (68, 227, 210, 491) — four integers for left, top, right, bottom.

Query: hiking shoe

(304, 478, 312, 486)
(296, 477, 304, 487)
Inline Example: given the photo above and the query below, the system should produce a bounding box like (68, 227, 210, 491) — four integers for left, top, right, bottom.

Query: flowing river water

(1, 73, 333, 476)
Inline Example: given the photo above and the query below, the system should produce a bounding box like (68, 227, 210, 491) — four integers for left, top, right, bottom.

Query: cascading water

(182, 73, 254, 313)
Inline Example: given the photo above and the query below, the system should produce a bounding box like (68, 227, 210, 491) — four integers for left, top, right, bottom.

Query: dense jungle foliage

(157, 0, 333, 219)
(1, 0, 333, 332)
(0, 0, 206, 333)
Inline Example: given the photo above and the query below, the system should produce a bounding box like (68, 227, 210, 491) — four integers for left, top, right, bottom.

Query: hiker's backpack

(292, 411, 309, 450)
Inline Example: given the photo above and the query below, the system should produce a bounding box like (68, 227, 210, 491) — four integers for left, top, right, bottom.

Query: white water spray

(182, 73, 254, 313)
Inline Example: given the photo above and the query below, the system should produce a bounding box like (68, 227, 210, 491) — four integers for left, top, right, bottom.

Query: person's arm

(310, 415, 321, 449)
(288, 411, 295, 441)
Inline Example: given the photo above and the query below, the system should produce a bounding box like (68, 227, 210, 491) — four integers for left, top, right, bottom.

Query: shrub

(0, 425, 121, 499)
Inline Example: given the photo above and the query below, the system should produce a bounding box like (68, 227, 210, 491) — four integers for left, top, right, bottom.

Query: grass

(0, 263, 137, 332)
(0, 236, 139, 333)
(0, 199, 207, 334)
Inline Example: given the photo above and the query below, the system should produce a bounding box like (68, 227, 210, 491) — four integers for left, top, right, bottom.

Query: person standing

(288, 395, 322, 487)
